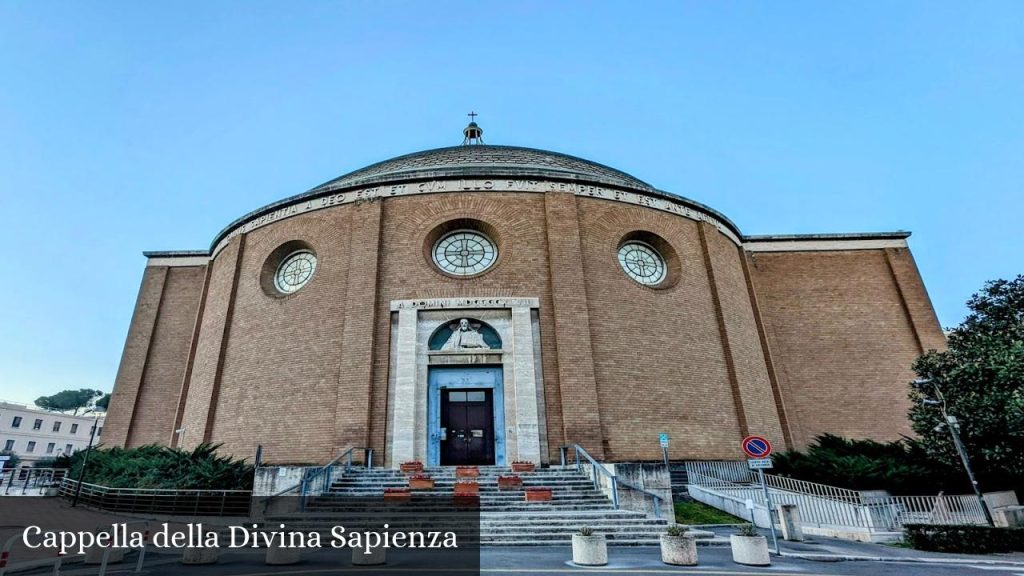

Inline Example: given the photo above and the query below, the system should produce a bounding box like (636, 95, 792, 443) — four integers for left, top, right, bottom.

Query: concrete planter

(85, 547, 125, 565)
(730, 535, 770, 566)
(660, 534, 697, 566)
(497, 475, 523, 490)
(265, 546, 302, 565)
(44, 487, 60, 497)
(352, 546, 386, 565)
(182, 547, 219, 565)
(456, 466, 480, 478)
(571, 534, 608, 566)
(525, 487, 552, 502)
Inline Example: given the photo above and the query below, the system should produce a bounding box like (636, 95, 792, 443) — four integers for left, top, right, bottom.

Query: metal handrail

(261, 446, 373, 512)
(558, 444, 664, 518)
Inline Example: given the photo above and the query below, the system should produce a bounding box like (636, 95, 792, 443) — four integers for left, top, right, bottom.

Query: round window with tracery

(617, 241, 666, 286)
(432, 230, 497, 276)
(274, 250, 317, 293)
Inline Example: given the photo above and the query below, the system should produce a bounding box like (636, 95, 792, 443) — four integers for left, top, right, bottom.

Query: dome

(306, 145, 655, 194)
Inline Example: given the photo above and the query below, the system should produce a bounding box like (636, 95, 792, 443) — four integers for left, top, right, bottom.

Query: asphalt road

(17, 546, 1024, 576)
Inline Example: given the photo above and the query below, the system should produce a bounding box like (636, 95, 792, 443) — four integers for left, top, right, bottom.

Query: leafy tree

(0, 450, 20, 470)
(34, 388, 104, 415)
(910, 275, 1024, 494)
(94, 393, 111, 411)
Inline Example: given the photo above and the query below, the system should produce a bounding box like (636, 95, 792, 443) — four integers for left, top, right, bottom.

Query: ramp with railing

(682, 460, 988, 541)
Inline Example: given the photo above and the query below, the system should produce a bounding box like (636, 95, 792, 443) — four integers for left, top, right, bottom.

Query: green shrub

(771, 434, 968, 495)
(65, 443, 253, 490)
(903, 524, 1024, 554)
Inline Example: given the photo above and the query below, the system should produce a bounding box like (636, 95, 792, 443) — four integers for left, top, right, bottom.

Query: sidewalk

(704, 525, 1024, 567)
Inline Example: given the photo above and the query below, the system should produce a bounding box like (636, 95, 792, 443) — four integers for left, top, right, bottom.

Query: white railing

(864, 494, 988, 531)
(764, 474, 862, 504)
(683, 461, 752, 486)
(685, 462, 989, 534)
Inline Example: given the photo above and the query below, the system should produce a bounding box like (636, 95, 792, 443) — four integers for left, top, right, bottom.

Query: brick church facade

(104, 126, 945, 466)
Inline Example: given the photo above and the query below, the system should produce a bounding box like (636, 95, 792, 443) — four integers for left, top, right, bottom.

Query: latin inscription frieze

(214, 179, 740, 256)
(390, 298, 540, 311)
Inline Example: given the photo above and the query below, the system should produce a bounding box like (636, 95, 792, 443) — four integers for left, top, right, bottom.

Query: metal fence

(59, 479, 252, 516)
(685, 461, 989, 533)
(1, 467, 67, 495)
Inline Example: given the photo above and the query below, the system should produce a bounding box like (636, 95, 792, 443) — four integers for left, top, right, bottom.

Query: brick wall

(124, 266, 205, 447)
(747, 248, 943, 448)
(576, 199, 746, 461)
(107, 186, 939, 465)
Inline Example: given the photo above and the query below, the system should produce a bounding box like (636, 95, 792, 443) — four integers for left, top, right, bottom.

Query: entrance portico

(386, 297, 546, 468)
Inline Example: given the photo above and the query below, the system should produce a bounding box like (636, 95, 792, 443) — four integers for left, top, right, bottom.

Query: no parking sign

(741, 435, 772, 459)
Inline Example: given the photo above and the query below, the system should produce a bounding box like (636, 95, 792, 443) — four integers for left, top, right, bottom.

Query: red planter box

(408, 475, 435, 490)
(524, 487, 552, 502)
(456, 466, 480, 478)
(384, 488, 411, 502)
(497, 475, 523, 490)
(511, 461, 536, 473)
(454, 481, 479, 495)
(400, 462, 424, 474)
(453, 494, 479, 508)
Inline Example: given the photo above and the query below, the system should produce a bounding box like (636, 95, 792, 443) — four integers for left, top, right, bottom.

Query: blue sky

(0, 1, 1021, 405)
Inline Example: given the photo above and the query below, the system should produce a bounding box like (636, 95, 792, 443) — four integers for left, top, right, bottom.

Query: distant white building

(0, 401, 106, 465)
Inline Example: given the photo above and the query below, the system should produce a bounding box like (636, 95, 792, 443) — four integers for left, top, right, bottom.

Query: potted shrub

(383, 487, 411, 502)
(399, 461, 423, 474)
(524, 486, 552, 502)
(408, 474, 434, 490)
(660, 524, 698, 566)
(571, 526, 607, 566)
(497, 475, 523, 490)
(351, 545, 386, 566)
(511, 460, 536, 473)
(730, 523, 770, 566)
(454, 480, 479, 495)
(456, 466, 479, 478)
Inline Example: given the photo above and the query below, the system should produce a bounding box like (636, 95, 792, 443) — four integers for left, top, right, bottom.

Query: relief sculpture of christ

(442, 319, 490, 350)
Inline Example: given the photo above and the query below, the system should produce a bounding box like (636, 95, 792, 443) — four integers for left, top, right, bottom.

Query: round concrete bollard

(660, 534, 698, 566)
(84, 547, 126, 565)
(730, 534, 770, 567)
(352, 546, 387, 565)
(571, 534, 608, 566)
(182, 547, 219, 565)
(265, 545, 302, 565)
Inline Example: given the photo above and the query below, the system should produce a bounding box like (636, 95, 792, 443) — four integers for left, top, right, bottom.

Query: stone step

(319, 492, 608, 500)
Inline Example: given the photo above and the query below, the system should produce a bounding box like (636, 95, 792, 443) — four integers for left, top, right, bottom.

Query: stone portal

(386, 298, 546, 467)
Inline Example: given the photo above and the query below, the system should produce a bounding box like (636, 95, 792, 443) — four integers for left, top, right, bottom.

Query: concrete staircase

(669, 464, 690, 501)
(267, 466, 670, 546)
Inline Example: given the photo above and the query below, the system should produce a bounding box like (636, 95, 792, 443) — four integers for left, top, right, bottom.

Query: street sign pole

(659, 433, 670, 469)
(758, 468, 779, 554)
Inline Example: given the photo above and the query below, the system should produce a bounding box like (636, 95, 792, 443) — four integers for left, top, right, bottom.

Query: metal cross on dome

(468, 111, 478, 122)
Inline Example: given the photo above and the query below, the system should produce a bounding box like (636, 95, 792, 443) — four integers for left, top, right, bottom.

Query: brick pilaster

(104, 266, 168, 447)
(544, 193, 605, 458)
(884, 247, 947, 353)
(335, 200, 384, 451)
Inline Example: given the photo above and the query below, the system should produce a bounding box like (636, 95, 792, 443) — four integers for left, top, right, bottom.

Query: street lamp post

(913, 377, 995, 526)
(71, 415, 99, 508)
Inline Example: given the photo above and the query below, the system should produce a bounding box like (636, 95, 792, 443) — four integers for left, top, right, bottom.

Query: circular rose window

(432, 230, 497, 276)
(617, 241, 666, 286)
(274, 250, 317, 293)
